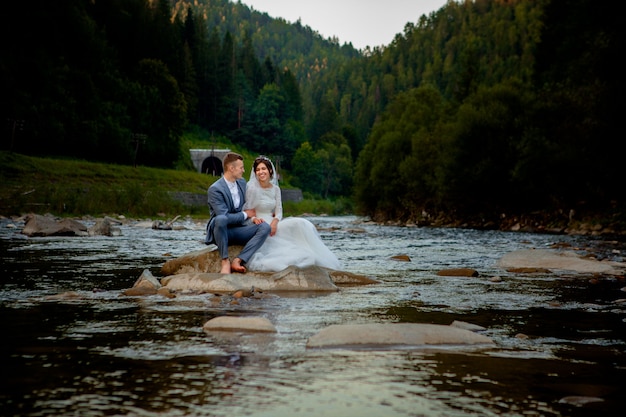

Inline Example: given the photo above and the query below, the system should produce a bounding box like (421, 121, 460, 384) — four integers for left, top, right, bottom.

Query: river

(1, 215, 624, 417)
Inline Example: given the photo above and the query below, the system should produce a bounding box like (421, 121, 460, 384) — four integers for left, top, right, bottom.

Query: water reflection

(1, 216, 625, 416)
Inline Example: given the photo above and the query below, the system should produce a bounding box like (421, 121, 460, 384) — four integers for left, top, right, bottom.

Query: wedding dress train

(244, 186, 340, 272)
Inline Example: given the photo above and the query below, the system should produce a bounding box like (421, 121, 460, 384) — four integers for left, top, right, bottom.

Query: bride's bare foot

(220, 259, 231, 274)
(231, 258, 246, 273)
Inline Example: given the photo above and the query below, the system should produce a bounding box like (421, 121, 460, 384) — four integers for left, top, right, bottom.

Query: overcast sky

(241, 0, 450, 50)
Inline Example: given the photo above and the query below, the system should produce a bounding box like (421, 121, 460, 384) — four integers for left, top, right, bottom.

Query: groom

(205, 152, 270, 274)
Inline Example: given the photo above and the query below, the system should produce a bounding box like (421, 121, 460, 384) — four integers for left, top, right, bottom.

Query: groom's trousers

(211, 215, 270, 263)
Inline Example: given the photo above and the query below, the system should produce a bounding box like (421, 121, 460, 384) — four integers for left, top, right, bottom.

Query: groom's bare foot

(220, 259, 231, 274)
(231, 258, 246, 273)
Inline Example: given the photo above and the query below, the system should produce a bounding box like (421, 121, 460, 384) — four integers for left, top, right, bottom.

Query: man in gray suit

(205, 152, 270, 273)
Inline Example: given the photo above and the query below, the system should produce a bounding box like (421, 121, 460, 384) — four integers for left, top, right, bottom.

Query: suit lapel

(236, 180, 245, 210)
(220, 177, 235, 210)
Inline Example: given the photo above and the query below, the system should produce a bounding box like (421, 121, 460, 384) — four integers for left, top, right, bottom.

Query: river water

(1, 215, 624, 417)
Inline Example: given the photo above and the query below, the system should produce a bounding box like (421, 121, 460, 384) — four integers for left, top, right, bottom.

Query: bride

(243, 155, 341, 272)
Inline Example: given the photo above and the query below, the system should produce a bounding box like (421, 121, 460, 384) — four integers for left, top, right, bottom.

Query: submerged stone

(306, 323, 495, 349)
(497, 249, 626, 275)
(203, 316, 277, 333)
(437, 268, 478, 277)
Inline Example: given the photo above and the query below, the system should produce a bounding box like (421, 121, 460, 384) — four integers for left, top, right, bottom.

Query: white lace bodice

(245, 183, 282, 223)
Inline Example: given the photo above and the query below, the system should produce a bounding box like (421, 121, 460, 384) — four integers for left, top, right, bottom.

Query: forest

(1, 0, 623, 226)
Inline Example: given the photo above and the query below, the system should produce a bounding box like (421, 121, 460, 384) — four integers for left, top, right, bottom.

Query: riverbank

(373, 205, 626, 238)
(0, 152, 350, 218)
(2, 151, 623, 236)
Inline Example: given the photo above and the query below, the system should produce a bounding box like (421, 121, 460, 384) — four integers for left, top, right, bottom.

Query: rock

(306, 323, 495, 349)
(162, 246, 377, 287)
(505, 267, 551, 274)
(558, 396, 604, 406)
(133, 269, 162, 289)
(391, 254, 411, 262)
(497, 249, 626, 275)
(328, 270, 379, 286)
(122, 286, 158, 296)
(157, 287, 176, 298)
(152, 215, 181, 230)
(22, 213, 88, 237)
(88, 218, 122, 236)
(437, 268, 479, 277)
(162, 265, 339, 293)
(134, 221, 154, 228)
(450, 320, 486, 332)
(44, 291, 84, 300)
(161, 245, 243, 275)
(121, 269, 162, 296)
(203, 316, 277, 333)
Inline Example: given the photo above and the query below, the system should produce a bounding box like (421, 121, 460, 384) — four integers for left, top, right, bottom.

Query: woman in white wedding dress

(243, 156, 341, 272)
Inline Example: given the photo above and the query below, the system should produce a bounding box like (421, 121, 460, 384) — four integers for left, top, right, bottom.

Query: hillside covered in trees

(1, 0, 623, 229)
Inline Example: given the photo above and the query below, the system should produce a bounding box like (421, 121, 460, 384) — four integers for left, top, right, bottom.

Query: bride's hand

(270, 219, 278, 236)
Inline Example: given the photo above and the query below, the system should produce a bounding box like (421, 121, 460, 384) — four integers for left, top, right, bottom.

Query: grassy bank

(0, 151, 352, 218)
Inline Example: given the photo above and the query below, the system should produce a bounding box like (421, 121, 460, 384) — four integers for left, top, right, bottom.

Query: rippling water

(1, 216, 625, 416)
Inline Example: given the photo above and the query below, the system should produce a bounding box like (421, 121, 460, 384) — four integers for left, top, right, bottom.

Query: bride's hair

(253, 155, 274, 178)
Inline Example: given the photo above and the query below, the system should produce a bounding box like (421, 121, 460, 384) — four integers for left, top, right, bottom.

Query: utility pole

(131, 133, 147, 167)
(8, 118, 25, 151)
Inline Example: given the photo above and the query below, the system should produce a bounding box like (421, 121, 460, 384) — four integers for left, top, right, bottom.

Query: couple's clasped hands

(245, 208, 278, 236)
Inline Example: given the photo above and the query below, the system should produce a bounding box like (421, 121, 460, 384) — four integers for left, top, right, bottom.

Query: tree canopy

(2, 0, 622, 222)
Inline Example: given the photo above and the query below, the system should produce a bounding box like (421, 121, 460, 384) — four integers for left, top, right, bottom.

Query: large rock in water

(161, 265, 339, 293)
(161, 245, 241, 275)
(306, 323, 495, 349)
(22, 213, 88, 237)
(161, 245, 379, 287)
(497, 249, 626, 275)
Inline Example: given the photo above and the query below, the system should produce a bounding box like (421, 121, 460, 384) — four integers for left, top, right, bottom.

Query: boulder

(88, 218, 122, 236)
(328, 270, 379, 286)
(203, 316, 277, 333)
(437, 268, 479, 277)
(497, 249, 626, 275)
(161, 245, 241, 275)
(161, 245, 378, 287)
(558, 396, 604, 406)
(306, 323, 495, 349)
(121, 269, 161, 296)
(22, 213, 88, 237)
(450, 320, 486, 331)
(161, 265, 339, 293)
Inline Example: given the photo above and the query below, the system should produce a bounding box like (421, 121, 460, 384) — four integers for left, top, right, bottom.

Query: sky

(241, 0, 450, 50)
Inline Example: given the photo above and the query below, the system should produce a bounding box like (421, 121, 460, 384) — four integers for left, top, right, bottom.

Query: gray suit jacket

(205, 177, 247, 244)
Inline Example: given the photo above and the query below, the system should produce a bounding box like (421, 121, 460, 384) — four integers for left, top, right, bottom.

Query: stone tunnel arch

(201, 156, 223, 176)
(189, 149, 230, 176)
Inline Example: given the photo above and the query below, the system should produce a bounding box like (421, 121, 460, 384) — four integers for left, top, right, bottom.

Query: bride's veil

(244, 156, 278, 211)
(248, 156, 278, 187)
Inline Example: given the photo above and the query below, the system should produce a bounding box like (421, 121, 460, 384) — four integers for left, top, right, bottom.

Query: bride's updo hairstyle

(253, 155, 274, 179)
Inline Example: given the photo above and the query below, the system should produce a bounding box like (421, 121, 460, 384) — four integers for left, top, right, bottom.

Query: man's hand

(244, 208, 256, 218)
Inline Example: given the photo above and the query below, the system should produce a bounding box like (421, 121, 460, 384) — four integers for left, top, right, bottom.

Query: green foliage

(353, 0, 624, 222)
(2, 0, 622, 224)
(354, 85, 446, 219)
(291, 142, 323, 194)
(0, 151, 210, 216)
(283, 197, 354, 217)
(443, 80, 530, 209)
